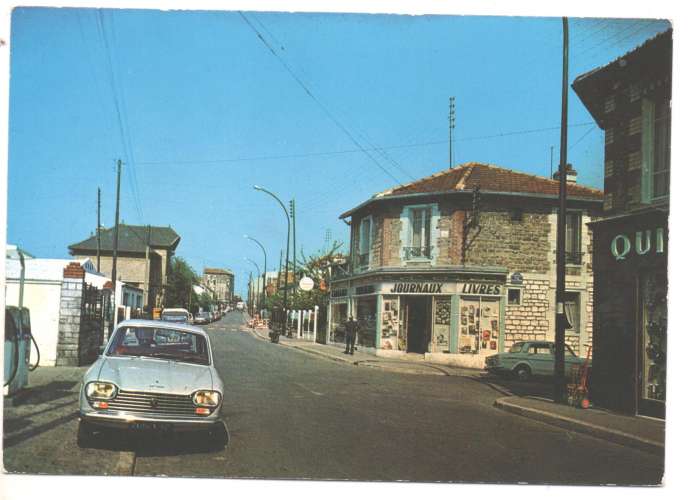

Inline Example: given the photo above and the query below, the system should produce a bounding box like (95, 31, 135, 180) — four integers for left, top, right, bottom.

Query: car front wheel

(513, 364, 532, 382)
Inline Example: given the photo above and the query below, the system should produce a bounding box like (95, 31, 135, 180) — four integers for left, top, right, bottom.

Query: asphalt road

(3, 311, 664, 485)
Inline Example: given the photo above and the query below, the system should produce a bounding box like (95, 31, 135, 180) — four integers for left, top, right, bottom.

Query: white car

(78, 320, 227, 449)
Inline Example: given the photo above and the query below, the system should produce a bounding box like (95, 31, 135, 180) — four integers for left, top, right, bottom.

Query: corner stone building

(330, 162, 603, 369)
(69, 224, 180, 310)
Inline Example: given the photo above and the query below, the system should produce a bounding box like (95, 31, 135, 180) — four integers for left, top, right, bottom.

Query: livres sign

(459, 282, 502, 296)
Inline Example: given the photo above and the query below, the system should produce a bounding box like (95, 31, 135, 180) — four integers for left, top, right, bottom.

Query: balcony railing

(403, 246, 433, 261)
(565, 251, 583, 265)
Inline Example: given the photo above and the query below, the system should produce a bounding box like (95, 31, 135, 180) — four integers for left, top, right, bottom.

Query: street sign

(299, 276, 314, 291)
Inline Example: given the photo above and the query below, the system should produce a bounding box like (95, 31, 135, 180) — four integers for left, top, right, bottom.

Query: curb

(494, 397, 664, 456)
(286, 344, 357, 365)
(356, 360, 451, 376)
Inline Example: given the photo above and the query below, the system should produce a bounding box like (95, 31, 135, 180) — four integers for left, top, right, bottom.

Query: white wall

(5, 280, 61, 366)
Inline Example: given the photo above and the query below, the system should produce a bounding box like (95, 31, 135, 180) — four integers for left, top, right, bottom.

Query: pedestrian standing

(344, 316, 358, 355)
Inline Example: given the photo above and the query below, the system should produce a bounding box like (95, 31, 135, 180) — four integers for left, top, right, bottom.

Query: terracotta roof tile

(378, 162, 603, 200)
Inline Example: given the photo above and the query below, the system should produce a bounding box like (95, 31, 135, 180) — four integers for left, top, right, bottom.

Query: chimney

(553, 163, 577, 184)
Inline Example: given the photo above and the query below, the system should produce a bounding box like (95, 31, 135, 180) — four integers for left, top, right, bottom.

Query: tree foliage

(275, 241, 345, 312)
(164, 257, 200, 311)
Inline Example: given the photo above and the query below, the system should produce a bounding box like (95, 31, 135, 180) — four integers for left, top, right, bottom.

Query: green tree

(289, 241, 345, 321)
(165, 257, 200, 310)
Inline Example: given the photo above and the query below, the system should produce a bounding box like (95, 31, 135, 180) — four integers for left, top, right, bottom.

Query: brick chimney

(552, 163, 578, 184)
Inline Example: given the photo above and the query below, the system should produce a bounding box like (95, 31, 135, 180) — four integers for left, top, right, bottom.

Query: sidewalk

(246, 324, 665, 456)
(494, 395, 664, 455)
(247, 326, 477, 376)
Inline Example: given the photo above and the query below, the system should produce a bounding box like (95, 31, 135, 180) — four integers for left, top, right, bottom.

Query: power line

(237, 11, 403, 185)
(137, 121, 595, 167)
(96, 9, 144, 223)
(247, 12, 416, 183)
(108, 10, 145, 223)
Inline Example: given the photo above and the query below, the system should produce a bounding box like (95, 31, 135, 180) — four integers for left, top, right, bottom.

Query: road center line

(294, 383, 324, 397)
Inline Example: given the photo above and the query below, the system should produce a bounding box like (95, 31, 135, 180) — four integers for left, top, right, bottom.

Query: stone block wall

(504, 277, 551, 349)
(56, 263, 85, 366)
(463, 209, 551, 273)
(56, 262, 102, 366)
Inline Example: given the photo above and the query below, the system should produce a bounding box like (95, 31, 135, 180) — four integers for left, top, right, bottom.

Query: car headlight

(85, 381, 118, 400)
(192, 390, 221, 407)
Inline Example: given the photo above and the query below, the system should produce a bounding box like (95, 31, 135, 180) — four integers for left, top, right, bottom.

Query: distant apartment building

(203, 268, 234, 304)
(330, 162, 603, 369)
(68, 224, 180, 309)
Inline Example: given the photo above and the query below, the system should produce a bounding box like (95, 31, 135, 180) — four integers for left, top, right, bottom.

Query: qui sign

(611, 227, 665, 261)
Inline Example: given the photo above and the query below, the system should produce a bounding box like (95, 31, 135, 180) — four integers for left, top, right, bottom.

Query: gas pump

(3, 249, 40, 395)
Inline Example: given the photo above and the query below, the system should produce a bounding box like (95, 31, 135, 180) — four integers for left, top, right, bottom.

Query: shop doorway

(404, 296, 431, 353)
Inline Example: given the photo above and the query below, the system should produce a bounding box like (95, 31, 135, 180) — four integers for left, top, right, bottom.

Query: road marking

(294, 383, 323, 397)
(114, 451, 136, 475)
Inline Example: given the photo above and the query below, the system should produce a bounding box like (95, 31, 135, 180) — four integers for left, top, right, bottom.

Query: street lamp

(244, 234, 267, 313)
(245, 257, 261, 317)
(254, 185, 290, 338)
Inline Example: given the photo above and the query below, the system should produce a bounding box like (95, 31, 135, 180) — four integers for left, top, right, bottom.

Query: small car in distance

(194, 311, 211, 325)
(161, 308, 193, 324)
(77, 319, 226, 448)
(485, 341, 590, 382)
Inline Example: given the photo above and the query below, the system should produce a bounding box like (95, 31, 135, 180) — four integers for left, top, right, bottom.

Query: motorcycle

(267, 319, 280, 343)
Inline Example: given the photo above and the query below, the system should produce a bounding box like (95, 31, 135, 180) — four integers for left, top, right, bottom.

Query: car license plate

(129, 422, 173, 432)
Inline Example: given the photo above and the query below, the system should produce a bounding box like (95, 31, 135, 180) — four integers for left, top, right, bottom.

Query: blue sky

(6, 8, 671, 289)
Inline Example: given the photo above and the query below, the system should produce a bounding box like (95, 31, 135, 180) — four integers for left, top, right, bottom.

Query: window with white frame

(357, 216, 373, 269)
(406, 206, 432, 260)
(565, 212, 582, 265)
(564, 291, 581, 334)
(641, 96, 671, 202)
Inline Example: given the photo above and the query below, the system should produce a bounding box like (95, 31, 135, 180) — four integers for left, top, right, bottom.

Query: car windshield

(106, 326, 210, 365)
(509, 342, 525, 353)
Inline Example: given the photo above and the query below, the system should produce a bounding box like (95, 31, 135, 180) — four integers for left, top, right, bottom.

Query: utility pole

(290, 199, 296, 301)
(144, 225, 151, 312)
(554, 17, 570, 403)
(248, 271, 253, 317)
(97, 187, 101, 273)
(449, 96, 456, 167)
(111, 160, 122, 329)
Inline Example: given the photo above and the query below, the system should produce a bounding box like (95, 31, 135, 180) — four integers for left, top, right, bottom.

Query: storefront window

(641, 272, 667, 402)
(356, 297, 377, 347)
(459, 297, 500, 354)
(330, 302, 348, 343)
(380, 296, 400, 350)
(432, 297, 451, 352)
